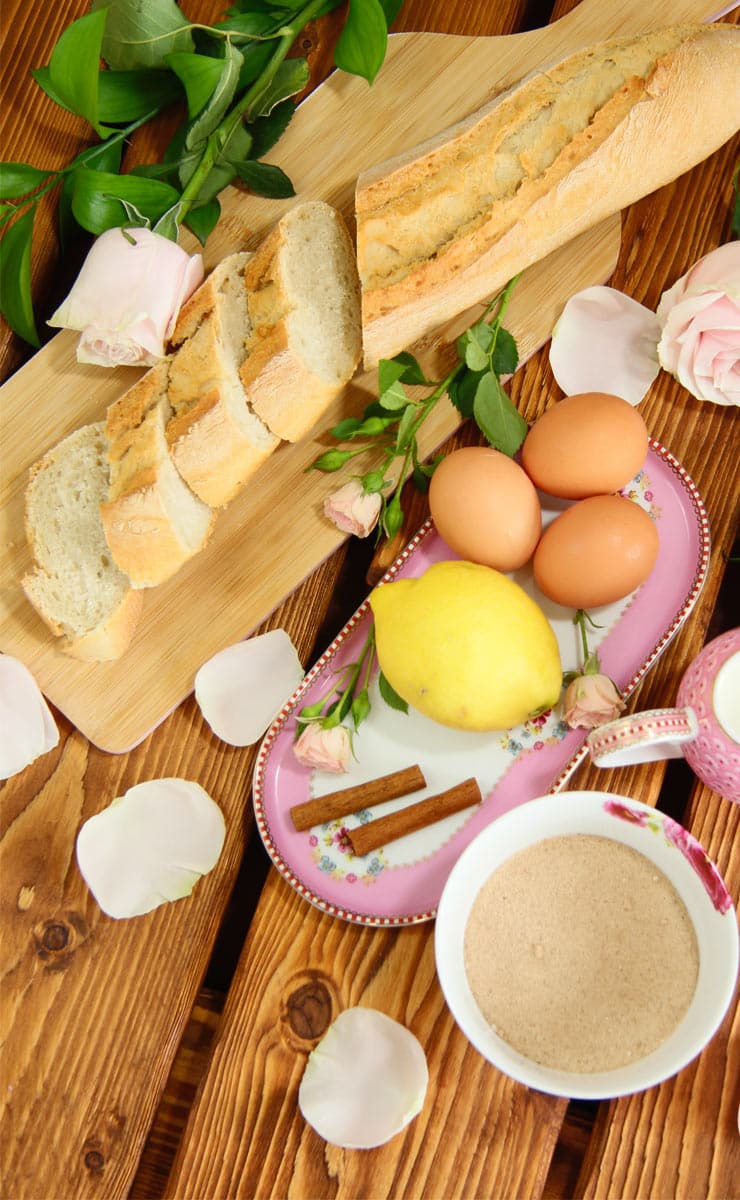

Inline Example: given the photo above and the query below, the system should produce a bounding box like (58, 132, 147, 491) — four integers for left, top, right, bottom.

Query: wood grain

(574, 784, 740, 1200)
(3, 0, 650, 751)
(1, 2, 738, 1200)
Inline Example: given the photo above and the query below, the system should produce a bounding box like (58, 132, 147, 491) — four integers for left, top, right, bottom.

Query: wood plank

(574, 783, 740, 1200)
(8, 0, 680, 750)
(164, 873, 570, 1200)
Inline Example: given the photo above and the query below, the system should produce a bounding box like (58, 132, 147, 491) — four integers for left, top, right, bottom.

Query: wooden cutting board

(0, 0, 724, 752)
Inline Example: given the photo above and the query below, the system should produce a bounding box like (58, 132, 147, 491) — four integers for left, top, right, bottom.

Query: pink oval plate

(253, 441, 710, 926)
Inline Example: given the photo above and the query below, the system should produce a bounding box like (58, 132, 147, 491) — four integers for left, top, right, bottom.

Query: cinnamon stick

(289, 764, 427, 832)
(346, 777, 482, 857)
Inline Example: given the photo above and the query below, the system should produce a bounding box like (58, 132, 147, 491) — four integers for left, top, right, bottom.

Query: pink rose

(564, 673, 625, 730)
(662, 815, 732, 915)
(324, 480, 382, 538)
(294, 723, 351, 774)
(49, 227, 203, 368)
(656, 242, 740, 406)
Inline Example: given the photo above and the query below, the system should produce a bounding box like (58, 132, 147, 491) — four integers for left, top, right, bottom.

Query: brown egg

(533, 494, 660, 608)
(521, 392, 649, 499)
(429, 446, 542, 571)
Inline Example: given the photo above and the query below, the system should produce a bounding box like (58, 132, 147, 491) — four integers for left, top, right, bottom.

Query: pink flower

(324, 480, 382, 538)
(657, 242, 740, 406)
(293, 723, 351, 774)
(49, 227, 203, 367)
(564, 673, 625, 730)
(662, 816, 732, 915)
(603, 799, 649, 826)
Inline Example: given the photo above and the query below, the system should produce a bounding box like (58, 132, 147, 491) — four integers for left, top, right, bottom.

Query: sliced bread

(167, 252, 279, 507)
(239, 201, 362, 442)
(22, 423, 143, 661)
(355, 23, 740, 366)
(100, 361, 215, 588)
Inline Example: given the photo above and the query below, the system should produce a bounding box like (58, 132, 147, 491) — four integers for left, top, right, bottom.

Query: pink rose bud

(564, 673, 625, 730)
(294, 723, 351, 774)
(324, 480, 382, 538)
(656, 241, 740, 406)
(48, 227, 204, 368)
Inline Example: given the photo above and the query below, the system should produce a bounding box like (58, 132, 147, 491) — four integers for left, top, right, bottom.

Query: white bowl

(434, 791, 738, 1099)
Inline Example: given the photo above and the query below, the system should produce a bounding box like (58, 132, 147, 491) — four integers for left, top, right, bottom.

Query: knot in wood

(83, 1149, 105, 1173)
(32, 911, 88, 968)
(285, 980, 333, 1040)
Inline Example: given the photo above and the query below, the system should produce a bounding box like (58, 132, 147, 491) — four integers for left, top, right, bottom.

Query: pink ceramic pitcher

(588, 627, 740, 802)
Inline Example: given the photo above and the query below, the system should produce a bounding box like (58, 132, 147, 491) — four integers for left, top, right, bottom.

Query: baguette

(167, 252, 279, 507)
(100, 361, 216, 587)
(356, 23, 740, 367)
(239, 201, 362, 441)
(22, 423, 143, 661)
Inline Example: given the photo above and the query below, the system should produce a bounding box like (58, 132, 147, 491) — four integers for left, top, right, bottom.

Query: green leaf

(0, 163, 51, 201)
(395, 403, 418, 452)
(166, 51, 228, 118)
(249, 99, 295, 159)
(185, 43, 244, 151)
(70, 167, 181, 234)
(378, 671, 408, 713)
(329, 417, 362, 439)
(391, 350, 434, 386)
(185, 198, 221, 244)
(334, 0, 389, 84)
(448, 367, 483, 419)
(234, 160, 294, 198)
(472, 371, 528, 457)
(0, 207, 40, 347)
(458, 321, 492, 371)
(91, 0, 194, 70)
(0, 205, 18, 229)
(491, 326, 519, 376)
(97, 67, 182, 122)
(378, 0, 404, 23)
(45, 8, 110, 136)
(65, 139, 127, 246)
(379, 379, 409, 411)
(378, 357, 407, 394)
(249, 57, 309, 120)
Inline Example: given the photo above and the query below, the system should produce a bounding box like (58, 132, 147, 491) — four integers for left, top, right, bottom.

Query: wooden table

(1, 1, 738, 1197)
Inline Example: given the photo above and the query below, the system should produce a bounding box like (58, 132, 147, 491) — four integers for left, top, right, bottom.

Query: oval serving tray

(253, 440, 710, 926)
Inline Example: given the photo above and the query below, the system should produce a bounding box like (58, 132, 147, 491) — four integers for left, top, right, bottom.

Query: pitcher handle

(587, 707, 699, 768)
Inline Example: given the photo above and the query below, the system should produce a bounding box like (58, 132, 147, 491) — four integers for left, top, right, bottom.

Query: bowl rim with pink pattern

(434, 790, 737, 1099)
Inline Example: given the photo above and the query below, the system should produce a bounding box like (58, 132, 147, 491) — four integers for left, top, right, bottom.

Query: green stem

(575, 610, 589, 662)
(177, 0, 327, 220)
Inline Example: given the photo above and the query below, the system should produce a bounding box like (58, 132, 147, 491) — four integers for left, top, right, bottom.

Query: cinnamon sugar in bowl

(434, 792, 737, 1099)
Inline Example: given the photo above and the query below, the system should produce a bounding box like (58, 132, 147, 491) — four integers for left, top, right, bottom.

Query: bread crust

(166, 251, 279, 505)
(101, 364, 215, 587)
(240, 202, 362, 441)
(356, 24, 740, 367)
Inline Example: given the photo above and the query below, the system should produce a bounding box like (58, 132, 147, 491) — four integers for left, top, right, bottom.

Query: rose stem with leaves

(312, 275, 523, 540)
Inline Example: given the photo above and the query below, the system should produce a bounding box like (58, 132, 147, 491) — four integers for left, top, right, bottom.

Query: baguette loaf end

(22, 423, 143, 661)
(356, 23, 740, 367)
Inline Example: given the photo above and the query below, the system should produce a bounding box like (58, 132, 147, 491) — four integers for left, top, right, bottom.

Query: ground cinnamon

(346, 777, 482, 857)
(289, 764, 426, 832)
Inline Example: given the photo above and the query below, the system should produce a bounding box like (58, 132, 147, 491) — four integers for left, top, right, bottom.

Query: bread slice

(239, 201, 362, 441)
(22, 423, 143, 661)
(356, 23, 740, 366)
(167, 252, 279, 507)
(100, 361, 215, 587)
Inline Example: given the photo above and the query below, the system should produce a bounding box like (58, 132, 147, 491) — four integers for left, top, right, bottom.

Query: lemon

(370, 560, 562, 731)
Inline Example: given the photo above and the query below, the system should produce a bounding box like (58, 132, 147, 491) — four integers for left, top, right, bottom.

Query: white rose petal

(298, 1008, 428, 1149)
(195, 629, 304, 747)
(76, 778, 225, 919)
(0, 654, 59, 779)
(549, 285, 661, 405)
